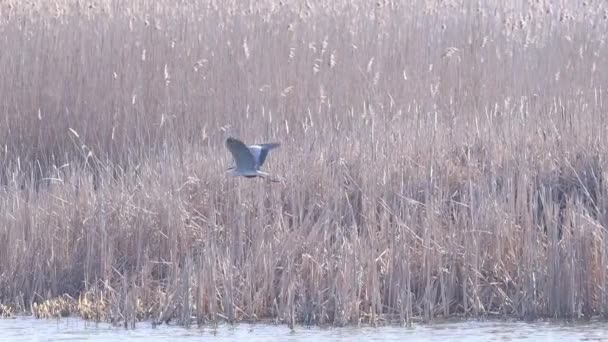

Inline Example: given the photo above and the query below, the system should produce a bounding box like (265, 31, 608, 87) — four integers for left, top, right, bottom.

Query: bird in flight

(225, 137, 280, 179)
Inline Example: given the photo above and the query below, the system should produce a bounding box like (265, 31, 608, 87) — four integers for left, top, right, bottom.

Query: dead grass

(1, 0, 608, 327)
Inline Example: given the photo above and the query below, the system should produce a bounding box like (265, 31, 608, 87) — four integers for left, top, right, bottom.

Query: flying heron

(225, 137, 280, 179)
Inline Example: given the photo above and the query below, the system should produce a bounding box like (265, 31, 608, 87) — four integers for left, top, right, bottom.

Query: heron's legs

(256, 171, 282, 183)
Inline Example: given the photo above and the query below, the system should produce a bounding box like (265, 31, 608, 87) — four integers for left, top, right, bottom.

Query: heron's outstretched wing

(249, 143, 280, 167)
(226, 137, 256, 172)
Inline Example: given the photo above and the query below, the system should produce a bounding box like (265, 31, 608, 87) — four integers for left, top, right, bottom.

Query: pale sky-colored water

(2, 317, 608, 342)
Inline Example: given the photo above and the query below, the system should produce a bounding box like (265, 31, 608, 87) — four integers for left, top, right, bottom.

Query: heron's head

(225, 166, 237, 176)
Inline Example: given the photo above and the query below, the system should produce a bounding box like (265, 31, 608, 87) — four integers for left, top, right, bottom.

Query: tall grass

(1, 0, 608, 326)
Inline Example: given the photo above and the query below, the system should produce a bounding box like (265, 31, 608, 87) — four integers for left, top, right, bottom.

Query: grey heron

(225, 137, 280, 179)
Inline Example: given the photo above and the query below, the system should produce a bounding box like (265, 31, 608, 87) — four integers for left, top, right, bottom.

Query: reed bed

(1, 0, 608, 327)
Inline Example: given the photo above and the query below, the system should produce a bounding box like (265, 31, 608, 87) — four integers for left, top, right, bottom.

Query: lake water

(2, 317, 608, 341)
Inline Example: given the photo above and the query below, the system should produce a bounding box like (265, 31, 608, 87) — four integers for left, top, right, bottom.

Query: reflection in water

(2, 317, 608, 342)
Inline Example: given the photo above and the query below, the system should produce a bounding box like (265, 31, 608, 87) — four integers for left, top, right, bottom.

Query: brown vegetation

(1, 0, 608, 327)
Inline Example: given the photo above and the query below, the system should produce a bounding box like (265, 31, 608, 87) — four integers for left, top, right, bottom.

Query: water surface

(2, 317, 608, 341)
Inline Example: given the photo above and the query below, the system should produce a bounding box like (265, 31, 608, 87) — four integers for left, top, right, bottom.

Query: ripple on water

(3, 317, 608, 342)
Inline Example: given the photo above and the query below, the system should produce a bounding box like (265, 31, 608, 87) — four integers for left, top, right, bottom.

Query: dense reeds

(1, 0, 608, 327)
